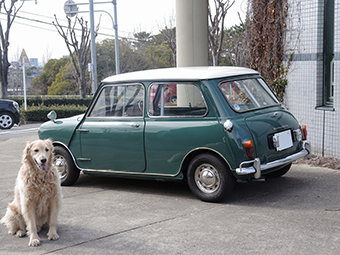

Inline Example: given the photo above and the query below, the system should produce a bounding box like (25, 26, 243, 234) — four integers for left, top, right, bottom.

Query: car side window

(88, 84, 144, 117)
(148, 83, 207, 117)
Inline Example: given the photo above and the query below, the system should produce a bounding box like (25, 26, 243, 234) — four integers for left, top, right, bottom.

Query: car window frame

(86, 82, 145, 118)
(147, 81, 209, 118)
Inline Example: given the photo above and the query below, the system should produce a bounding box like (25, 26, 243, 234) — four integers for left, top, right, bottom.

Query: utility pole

(89, 0, 97, 93)
(22, 57, 27, 111)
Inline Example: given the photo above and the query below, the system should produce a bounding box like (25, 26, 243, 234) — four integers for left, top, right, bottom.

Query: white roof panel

(102, 66, 259, 83)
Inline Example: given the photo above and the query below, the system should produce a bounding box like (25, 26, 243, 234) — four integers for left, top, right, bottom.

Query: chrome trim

(81, 147, 233, 179)
(236, 141, 311, 179)
(82, 168, 180, 177)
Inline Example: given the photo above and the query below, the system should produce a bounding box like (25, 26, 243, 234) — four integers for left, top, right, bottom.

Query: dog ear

(45, 139, 54, 152)
(22, 141, 32, 163)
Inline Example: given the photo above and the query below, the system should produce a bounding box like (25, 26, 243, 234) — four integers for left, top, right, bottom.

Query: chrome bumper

(236, 141, 311, 179)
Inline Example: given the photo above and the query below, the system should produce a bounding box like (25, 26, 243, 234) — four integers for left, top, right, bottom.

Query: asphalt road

(0, 122, 42, 141)
(0, 126, 340, 254)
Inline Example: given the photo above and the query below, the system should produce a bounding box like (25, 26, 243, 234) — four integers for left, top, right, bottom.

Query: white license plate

(274, 130, 293, 151)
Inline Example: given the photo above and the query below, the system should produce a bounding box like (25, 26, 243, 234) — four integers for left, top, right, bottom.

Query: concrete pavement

(1, 133, 340, 254)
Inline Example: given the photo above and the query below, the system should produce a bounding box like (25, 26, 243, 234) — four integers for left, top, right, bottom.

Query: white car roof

(102, 66, 259, 83)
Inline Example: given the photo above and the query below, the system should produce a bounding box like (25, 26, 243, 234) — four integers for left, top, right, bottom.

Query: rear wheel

(53, 146, 80, 186)
(187, 153, 235, 202)
(265, 163, 292, 178)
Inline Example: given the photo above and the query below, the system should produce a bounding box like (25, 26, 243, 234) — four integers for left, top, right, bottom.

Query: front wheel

(0, 112, 14, 129)
(187, 153, 235, 202)
(53, 146, 80, 186)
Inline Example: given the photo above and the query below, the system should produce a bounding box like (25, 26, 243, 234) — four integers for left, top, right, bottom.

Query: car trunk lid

(244, 109, 301, 163)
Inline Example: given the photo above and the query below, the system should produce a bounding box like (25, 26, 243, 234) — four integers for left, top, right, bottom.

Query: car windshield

(219, 78, 280, 112)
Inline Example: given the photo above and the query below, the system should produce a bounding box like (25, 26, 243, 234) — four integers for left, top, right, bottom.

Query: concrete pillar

(176, 0, 209, 67)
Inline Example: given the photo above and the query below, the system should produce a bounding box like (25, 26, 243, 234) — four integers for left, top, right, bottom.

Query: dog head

(23, 139, 54, 171)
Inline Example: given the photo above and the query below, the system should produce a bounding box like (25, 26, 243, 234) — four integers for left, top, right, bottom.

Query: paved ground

(1, 133, 340, 254)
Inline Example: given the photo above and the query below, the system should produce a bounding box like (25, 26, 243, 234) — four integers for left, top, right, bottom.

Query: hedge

(20, 104, 88, 122)
(10, 96, 93, 107)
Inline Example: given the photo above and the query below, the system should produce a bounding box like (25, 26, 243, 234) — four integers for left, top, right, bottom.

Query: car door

(145, 82, 221, 175)
(76, 83, 146, 172)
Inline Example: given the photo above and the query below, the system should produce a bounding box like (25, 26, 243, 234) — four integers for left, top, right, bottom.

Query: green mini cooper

(38, 67, 311, 202)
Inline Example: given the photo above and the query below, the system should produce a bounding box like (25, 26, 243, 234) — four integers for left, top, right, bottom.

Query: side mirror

(47, 110, 57, 122)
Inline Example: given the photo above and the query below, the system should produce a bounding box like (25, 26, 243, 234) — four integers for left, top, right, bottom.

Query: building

(285, 0, 339, 157)
(7, 49, 43, 96)
(30, 58, 39, 67)
(19, 49, 31, 67)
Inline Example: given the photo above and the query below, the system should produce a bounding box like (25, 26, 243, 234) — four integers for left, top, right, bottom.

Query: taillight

(302, 125, 307, 140)
(244, 140, 254, 158)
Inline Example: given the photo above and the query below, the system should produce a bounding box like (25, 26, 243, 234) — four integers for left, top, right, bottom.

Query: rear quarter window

(148, 83, 208, 117)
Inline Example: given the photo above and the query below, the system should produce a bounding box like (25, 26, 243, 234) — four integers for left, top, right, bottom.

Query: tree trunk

(0, 0, 24, 98)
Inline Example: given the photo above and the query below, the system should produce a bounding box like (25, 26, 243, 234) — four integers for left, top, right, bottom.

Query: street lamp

(64, 0, 120, 93)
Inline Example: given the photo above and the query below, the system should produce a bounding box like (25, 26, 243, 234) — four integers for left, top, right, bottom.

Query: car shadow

(73, 173, 194, 200)
(70, 172, 315, 206)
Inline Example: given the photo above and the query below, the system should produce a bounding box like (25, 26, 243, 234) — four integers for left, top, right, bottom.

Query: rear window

(219, 78, 280, 112)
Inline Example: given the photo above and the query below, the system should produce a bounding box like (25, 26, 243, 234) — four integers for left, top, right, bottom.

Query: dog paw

(15, 230, 26, 237)
(8, 230, 16, 235)
(28, 238, 40, 247)
(47, 232, 59, 241)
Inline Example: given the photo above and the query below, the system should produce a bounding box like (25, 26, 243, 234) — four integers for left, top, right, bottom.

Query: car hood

(38, 114, 84, 146)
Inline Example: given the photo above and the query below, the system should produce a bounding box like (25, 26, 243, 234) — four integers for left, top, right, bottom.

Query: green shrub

(20, 104, 88, 122)
(10, 96, 92, 107)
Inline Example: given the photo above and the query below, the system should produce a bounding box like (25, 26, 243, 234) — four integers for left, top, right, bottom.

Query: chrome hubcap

(53, 155, 67, 179)
(194, 163, 220, 193)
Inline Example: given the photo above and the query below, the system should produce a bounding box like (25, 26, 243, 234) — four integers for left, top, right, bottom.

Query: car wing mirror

(47, 110, 57, 122)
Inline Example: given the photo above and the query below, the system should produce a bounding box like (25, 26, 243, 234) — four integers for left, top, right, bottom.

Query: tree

(48, 62, 79, 95)
(220, 23, 250, 67)
(154, 27, 176, 67)
(30, 58, 69, 95)
(53, 15, 93, 98)
(0, 0, 24, 98)
(246, 0, 290, 101)
(96, 38, 150, 82)
(208, 0, 235, 66)
(132, 31, 153, 53)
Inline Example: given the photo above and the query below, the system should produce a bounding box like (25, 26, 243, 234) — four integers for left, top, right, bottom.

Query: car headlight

(12, 102, 20, 112)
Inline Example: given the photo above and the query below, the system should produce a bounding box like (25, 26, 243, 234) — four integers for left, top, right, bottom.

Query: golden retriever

(1, 139, 62, 246)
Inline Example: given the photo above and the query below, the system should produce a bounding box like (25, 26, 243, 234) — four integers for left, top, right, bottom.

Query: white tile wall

(285, 0, 340, 157)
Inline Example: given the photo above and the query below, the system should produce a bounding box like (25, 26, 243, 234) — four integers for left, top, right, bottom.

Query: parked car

(38, 67, 311, 202)
(0, 99, 20, 129)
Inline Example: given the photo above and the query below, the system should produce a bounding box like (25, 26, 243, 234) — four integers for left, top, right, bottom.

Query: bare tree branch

(208, 0, 235, 66)
(53, 15, 97, 98)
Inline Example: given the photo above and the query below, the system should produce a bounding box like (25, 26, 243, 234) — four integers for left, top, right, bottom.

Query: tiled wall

(285, 0, 340, 157)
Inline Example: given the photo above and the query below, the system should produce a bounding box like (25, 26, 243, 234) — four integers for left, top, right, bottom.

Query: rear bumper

(236, 141, 311, 179)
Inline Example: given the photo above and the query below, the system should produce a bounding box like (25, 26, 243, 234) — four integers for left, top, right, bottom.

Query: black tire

(0, 112, 14, 129)
(187, 153, 235, 202)
(53, 146, 80, 186)
(265, 163, 292, 178)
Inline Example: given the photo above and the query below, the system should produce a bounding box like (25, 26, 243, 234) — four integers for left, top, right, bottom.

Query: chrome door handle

(129, 123, 140, 128)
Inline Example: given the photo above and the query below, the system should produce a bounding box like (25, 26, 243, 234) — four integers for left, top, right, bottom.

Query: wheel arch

(181, 148, 233, 180)
(52, 141, 78, 167)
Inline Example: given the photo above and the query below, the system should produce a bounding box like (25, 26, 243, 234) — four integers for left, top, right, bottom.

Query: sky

(6, 0, 247, 64)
